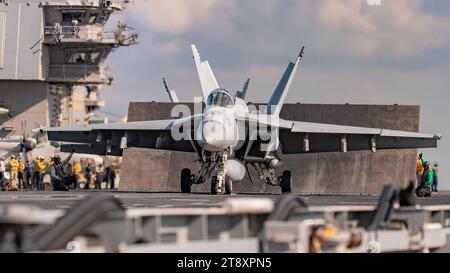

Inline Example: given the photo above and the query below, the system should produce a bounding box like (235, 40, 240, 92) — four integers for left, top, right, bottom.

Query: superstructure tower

(0, 0, 137, 139)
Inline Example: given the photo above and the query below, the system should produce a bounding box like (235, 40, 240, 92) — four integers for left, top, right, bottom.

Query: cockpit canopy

(207, 88, 235, 107)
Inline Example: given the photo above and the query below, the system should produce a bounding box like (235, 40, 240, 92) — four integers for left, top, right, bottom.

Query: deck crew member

(416, 161, 433, 197)
(73, 160, 82, 189)
(9, 155, 19, 189)
(18, 159, 25, 190)
(49, 154, 73, 191)
(416, 154, 424, 187)
(34, 156, 46, 191)
(432, 162, 439, 192)
(0, 157, 6, 189)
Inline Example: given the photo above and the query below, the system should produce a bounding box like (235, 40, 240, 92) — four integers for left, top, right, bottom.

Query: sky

(101, 0, 450, 189)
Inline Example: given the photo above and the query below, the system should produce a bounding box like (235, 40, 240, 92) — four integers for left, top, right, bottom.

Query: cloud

(127, 0, 233, 34)
(312, 0, 450, 57)
(153, 40, 183, 56)
(125, 0, 450, 60)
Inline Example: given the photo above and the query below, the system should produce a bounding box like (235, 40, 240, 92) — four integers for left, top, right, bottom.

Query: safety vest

(112, 167, 121, 176)
(432, 166, 439, 177)
(19, 162, 25, 172)
(416, 159, 424, 174)
(421, 170, 434, 188)
(34, 160, 46, 173)
(73, 163, 82, 174)
(9, 159, 19, 172)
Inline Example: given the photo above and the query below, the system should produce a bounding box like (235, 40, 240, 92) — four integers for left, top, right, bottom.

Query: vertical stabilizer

(191, 44, 220, 102)
(236, 78, 250, 99)
(163, 77, 180, 103)
(265, 47, 304, 116)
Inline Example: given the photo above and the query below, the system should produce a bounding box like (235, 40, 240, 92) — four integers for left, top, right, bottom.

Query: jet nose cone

(202, 121, 227, 151)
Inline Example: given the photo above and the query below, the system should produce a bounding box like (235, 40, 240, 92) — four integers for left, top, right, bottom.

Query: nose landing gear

(180, 149, 232, 195)
(210, 176, 233, 195)
(210, 150, 231, 195)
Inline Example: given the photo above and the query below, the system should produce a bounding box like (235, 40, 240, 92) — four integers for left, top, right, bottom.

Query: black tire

(281, 170, 292, 194)
(225, 178, 232, 195)
(211, 176, 218, 195)
(181, 168, 192, 193)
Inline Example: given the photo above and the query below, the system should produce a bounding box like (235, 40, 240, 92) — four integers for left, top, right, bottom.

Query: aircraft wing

(241, 115, 440, 155)
(40, 119, 197, 156)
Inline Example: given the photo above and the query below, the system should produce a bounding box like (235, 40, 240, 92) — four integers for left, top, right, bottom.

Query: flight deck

(1, 187, 450, 253)
(0, 190, 449, 210)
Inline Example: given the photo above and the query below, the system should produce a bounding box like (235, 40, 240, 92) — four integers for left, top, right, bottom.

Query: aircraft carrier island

(0, 0, 137, 157)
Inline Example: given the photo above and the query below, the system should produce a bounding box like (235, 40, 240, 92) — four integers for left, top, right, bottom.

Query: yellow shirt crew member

(73, 162, 82, 175)
(9, 159, 19, 172)
(19, 162, 25, 173)
(416, 159, 424, 174)
(34, 160, 46, 174)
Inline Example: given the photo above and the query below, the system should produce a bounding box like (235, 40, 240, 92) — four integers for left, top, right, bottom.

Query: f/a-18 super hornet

(40, 45, 441, 195)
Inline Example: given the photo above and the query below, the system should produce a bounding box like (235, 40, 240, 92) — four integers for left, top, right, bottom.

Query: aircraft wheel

(181, 168, 192, 193)
(211, 176, 218, 195)
(281, 170, 292, 194)
(225, 178, 232, 195)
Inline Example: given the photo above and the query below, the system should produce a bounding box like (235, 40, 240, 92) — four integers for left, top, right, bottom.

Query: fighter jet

(40, 45, 441, 195)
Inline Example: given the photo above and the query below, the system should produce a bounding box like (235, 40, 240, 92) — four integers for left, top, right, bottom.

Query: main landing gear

(180, 168, 192, 193)
(181, 150, 292, 195)
(280, 170, 292, 194)
(181, 166, 292, 195)
(252, 162, 292, 194)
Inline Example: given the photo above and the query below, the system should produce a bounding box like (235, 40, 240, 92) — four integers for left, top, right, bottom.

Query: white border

(0, 12, 6, 69)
